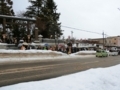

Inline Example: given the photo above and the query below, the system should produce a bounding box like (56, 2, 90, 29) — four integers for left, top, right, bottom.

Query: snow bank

(0, 50, 96, 55)
(72, 50, 96, 55)
(0, 50, 65, 54)
(0, 54, 95, 63)
(0, 50, 95, 63)
(0, 50, 67, 58)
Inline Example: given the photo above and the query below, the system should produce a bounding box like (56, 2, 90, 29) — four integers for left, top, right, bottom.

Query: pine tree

(0, 0, 14, 15)
(24, 0, 44, 18)
(24, 0, 47, 38)
(41, 0, 62, 38)
(0, 0, 15, 36)
(24, 0, 62, 38)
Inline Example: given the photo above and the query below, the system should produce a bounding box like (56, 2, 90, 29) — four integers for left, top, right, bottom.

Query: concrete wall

(0, 44, 18, 50)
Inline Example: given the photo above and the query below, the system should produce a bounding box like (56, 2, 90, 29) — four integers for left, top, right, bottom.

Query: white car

(108, 51, 118, 56)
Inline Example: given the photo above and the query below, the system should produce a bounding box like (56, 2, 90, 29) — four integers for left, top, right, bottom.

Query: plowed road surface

(0, 56, 120, 87)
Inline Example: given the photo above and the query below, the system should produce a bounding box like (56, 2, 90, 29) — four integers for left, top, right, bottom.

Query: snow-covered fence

(0, 43, 17, 49)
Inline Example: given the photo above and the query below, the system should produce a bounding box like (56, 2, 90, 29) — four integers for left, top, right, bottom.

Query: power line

(61, 25, 102, 35)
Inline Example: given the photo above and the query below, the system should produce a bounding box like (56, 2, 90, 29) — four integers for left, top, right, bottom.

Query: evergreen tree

(24, 0, 44, 18)
(0, 0, 14, 25)
(0, 0, 15, 34)
(41, 0, 62, 38)
(0, 0, 14, 15)
(24, 0, 62, 38)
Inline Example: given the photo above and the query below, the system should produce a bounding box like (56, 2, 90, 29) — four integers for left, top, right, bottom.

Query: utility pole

(102, 31, 105, 49)
(104, 33, 107, 46)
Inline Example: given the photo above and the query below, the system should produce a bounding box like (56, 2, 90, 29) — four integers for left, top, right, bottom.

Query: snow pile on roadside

(1, 64, 120, 90)
(72, 50, 96, 55)
(0, 50, 96, 55)
(0, 55, 95, 63)
(0, 50, 67, 58)
(0, 50, 66, 55)
(0, 50, 95, 63)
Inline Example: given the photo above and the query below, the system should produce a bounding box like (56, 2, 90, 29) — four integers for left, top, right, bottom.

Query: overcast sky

(12, 0, 120, 39)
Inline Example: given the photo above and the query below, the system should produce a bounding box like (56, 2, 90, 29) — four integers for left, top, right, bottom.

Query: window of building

(114, 38, 116, 40)
(114, 43, 116, 45)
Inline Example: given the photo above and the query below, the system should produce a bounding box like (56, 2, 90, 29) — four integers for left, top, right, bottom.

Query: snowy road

(0, 56, 120, 87)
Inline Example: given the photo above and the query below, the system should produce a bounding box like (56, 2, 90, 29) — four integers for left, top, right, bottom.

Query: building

(106, 36, 120, 47)
(89, 36, 120, 47)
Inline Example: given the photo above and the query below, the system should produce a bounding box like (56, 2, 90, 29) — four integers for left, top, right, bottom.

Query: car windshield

(102, 51, 105, 52)
(97, 50, 101, 53)
(97, 50, 106, 53)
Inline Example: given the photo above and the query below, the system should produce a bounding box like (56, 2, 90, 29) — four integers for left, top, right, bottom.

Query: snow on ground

(0, 50, 96, 55)
(71, 50, 96, 55)
(1, 64, 120, 90)
(0, 50, 66, 55)
(0, 55, 95, 63)
(0, 50, 95, 63)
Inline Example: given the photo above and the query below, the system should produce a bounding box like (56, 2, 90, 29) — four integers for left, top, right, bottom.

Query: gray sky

(12, 0, 120, 39)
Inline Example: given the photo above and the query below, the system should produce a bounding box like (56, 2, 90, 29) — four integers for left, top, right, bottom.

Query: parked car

(96, 50, 108, 57)
(108, 50, 118, 56)
(118, 50, 120, 55)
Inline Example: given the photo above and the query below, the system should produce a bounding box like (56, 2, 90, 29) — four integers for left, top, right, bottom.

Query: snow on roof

(0, 15, 36, 21)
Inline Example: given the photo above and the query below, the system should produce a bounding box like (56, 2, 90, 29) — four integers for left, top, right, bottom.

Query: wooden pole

(35, 28, 38, 40)
(102, 32, 104, 49)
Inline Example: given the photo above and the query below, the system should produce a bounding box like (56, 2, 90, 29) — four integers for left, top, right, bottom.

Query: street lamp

(71, 31, 73, 39)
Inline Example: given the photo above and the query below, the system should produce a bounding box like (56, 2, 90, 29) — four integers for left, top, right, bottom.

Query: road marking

(1, 58, 120, 74)
(0, 60, 100, 75)
(0, 62, 81, 74)
(82, 61, 99, 64)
